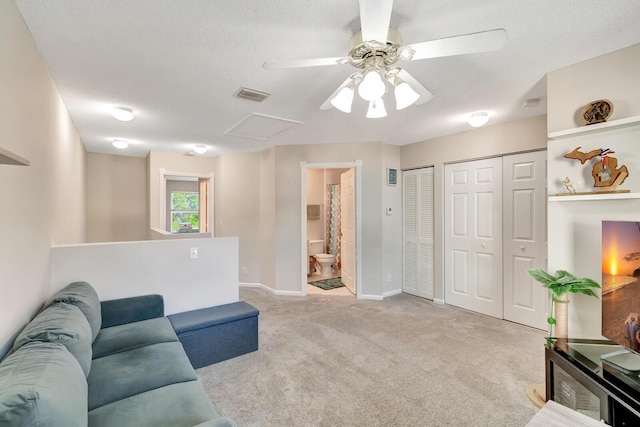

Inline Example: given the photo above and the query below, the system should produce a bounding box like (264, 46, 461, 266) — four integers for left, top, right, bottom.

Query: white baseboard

(433, 298, 445, 305)
(382, 289, 402, 298)
(274, 290, 305, 296)
(240, 282, 305, 297)
(358, 294, 383, 301)
(239, 282, 264, 288)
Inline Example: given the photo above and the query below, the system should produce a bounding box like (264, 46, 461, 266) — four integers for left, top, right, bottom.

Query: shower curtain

(326, 184, 341, 269)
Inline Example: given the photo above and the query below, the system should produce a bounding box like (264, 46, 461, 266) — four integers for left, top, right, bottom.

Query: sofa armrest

(193, 418, 237, 427)
(100, 294, 164, 328)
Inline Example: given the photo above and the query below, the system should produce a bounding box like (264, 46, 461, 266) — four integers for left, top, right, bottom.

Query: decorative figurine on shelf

(561, 146, 629, 195)
(581, 99, 613, 125)
(561, 177, 576, 193)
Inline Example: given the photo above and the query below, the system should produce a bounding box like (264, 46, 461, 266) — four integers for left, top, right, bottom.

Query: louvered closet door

(402, 168, 434, 299)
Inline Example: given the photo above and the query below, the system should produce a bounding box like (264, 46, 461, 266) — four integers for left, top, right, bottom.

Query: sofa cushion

(87, 341, 197, 410)
(92, 317, 178, 359)
(88, 380, 224, 427)
(46, 281, 101, 341)
(0, 341, 88, 427)
(12, 302, 93, 376)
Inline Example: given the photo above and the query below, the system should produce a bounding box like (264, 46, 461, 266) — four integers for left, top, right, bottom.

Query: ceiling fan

(263, 0, 507, 118)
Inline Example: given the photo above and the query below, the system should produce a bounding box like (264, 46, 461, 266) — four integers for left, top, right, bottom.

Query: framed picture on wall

(387, 168, 397, 186)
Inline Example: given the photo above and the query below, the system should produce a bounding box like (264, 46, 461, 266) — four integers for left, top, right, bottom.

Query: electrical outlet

(387, 274, 392, 282)
(242, 267, 247, 274)
(190, 247, 198, 259)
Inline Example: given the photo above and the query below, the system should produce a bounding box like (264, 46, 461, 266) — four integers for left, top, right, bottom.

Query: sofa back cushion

(0, 341, 88, 427)
(12, 302, 93, 376)
(45, 281, 101, 341)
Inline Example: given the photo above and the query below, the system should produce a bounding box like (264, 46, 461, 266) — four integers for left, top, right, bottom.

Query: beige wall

(0, 1, 86, 356)
(259, 148, 277, 290)
(382, 144, 402, 295)
(87, 153, 148, 242)
(400, 115, 548, 302)
(546, 43, 640, 338)
(306, 168, 324, 242)
(213, 151, 262, 283)
(548, 43, 640, 133)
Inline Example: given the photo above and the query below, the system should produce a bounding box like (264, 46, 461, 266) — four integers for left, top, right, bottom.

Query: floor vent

(235, 87, 270, 102)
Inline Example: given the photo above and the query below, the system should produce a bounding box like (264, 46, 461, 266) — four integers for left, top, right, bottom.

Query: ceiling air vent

(235, 87, 270, 102)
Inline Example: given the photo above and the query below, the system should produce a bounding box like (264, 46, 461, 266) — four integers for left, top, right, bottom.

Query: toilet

(307, 240, 336, 277)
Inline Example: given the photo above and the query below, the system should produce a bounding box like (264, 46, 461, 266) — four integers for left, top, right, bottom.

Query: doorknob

(481, 243, 486, 248)
(520, 245, 526, 251)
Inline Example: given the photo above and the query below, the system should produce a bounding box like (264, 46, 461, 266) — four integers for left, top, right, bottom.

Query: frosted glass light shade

(193, 144, 207, 154)
(112, 139, 128, 149)
(366, 98, 387, 119)
(394, 82, 420, 110)
(358, 71, 385, 102)
(469, 112, 489, 127)
(112, 106, 134, 121)
(330, 86, 354, 113)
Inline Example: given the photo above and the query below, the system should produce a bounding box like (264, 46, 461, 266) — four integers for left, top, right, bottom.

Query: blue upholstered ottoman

(168, 301, 259, 369)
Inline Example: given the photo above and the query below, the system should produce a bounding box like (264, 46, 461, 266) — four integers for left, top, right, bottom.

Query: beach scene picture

(602, 220, 640, 352)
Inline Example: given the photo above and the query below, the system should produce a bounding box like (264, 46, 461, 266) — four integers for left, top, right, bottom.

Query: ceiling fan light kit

(468, 111, 490, 127)
(330, 84, 356, 113)
(366, 98, 387, 119)
(264, 0, 507, 120)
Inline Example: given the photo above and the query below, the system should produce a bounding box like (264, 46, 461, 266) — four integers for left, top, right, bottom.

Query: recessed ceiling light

(112, 139, 129, 149)
(112, 106, 134, 121)
(193, 144, 207, 154)
(468, 111, 489, 127)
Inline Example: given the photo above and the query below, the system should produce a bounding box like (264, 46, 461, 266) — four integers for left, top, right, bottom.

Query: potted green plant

(526, 269, 601, 343)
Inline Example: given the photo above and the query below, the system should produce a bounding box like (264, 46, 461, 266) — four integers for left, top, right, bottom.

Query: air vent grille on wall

(235, 87, 270, 102)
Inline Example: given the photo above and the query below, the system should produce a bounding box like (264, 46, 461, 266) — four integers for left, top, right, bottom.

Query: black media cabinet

(545, 339, 640, 426)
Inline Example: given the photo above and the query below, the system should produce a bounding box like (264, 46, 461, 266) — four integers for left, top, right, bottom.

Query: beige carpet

(197, 287, 546, 426)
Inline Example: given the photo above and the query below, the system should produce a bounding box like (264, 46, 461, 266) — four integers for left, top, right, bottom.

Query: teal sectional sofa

(0, 282, 236, 427)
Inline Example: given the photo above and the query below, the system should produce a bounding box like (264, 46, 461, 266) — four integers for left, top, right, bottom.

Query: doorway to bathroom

(300, 161, 362, 297)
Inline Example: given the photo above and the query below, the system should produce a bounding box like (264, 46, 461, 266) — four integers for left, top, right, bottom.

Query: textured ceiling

(15, 0, 640, 157)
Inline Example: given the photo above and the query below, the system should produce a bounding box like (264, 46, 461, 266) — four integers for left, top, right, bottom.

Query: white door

(445, 158, 503, 318)
(402, 168, 434, 299)
(340, 169, 356, 294)
(503, 151, 548, 329)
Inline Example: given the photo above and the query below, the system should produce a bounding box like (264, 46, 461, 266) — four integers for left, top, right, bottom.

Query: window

(170, 191, 199, 233)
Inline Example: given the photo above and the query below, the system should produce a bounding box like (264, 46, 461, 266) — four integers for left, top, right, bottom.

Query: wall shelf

(549, 192, 640, 202)
(548, 115, 640, 140)
(0, 146, 30, 166)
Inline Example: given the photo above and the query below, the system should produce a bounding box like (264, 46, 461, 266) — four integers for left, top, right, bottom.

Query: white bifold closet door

(443, 151, 547, 328)
(402, 167, 434, 300)
(502, 150, 548, 330)
(444, 158, 503, 318)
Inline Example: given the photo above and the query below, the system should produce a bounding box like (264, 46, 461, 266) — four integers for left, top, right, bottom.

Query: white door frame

(300, 161, 363, 297)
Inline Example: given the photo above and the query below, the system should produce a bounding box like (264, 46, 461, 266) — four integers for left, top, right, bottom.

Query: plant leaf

(526, 269, 556, 285)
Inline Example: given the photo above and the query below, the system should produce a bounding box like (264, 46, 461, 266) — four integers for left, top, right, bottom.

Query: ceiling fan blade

(263, 57, 347, 70)
(359, 0, 394, 42)
(320, 75, 355, 110)
(397, 69, 433, 105)
(408, 28, 507, 61)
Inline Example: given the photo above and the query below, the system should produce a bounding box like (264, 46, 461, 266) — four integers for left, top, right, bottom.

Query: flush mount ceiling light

(468, 111, 490, 127)
(112, 139, 129, 149)
(111, 106, 134, 121)
(193, 144, 207, 155)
